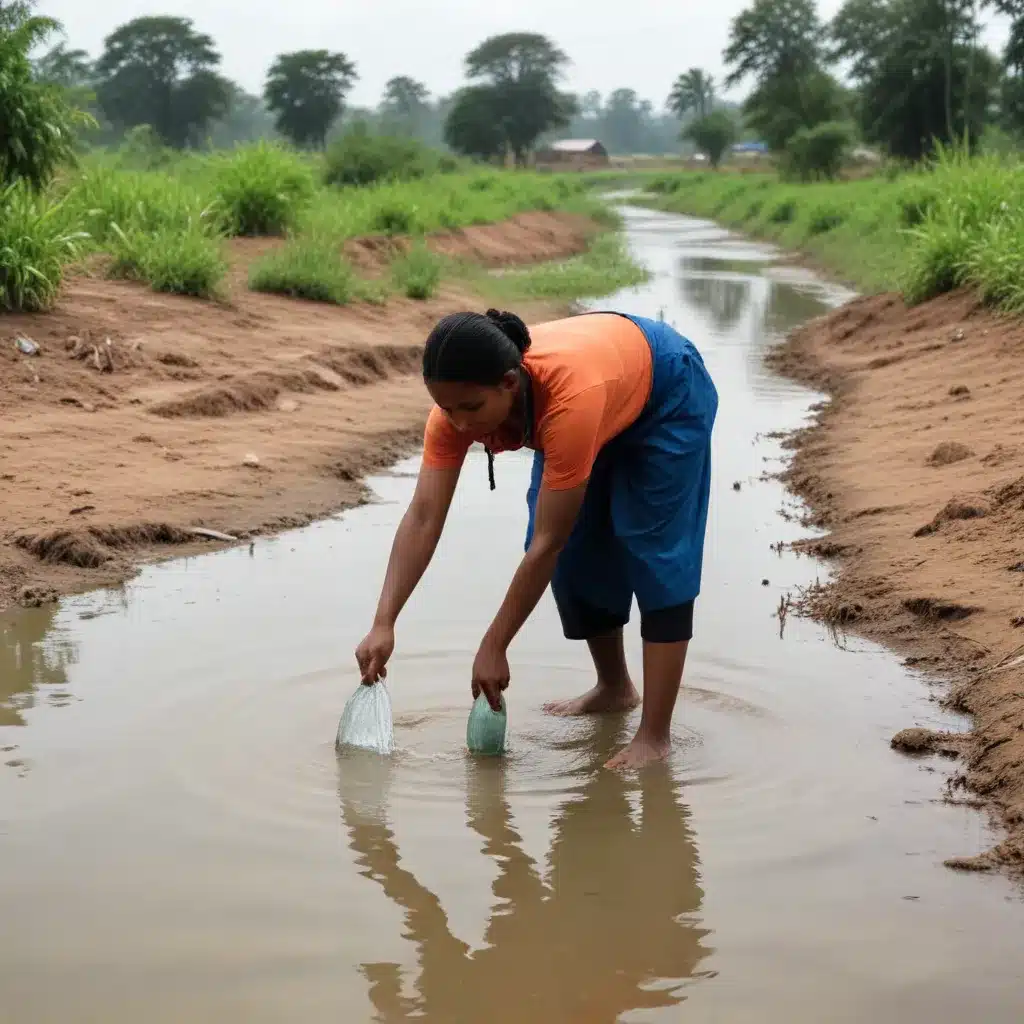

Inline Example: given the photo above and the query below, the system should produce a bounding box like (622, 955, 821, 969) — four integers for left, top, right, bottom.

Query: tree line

(15, 7, 724, 162)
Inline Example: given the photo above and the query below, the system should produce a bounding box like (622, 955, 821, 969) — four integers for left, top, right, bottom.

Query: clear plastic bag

(466, 693, 507, 756)
(336, 682, 395, 756)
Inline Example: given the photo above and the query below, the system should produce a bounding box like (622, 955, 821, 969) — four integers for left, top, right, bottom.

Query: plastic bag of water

(466, 692, 507, 756)
(336, 682, 395, 756)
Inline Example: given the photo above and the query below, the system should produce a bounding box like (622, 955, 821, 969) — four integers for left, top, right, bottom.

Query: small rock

(242, 453, 261, 468)
(15, 336, 39, 356)
(761, 578, 770, 587)
(277, 398, 300, 413)
(950, 328, 966, 343)
(1012, 615, 1024, 628)
(948, 384, 970, 398)
(732, 481, 742, 492)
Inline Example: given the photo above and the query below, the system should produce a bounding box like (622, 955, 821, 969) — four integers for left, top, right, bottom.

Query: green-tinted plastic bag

(466, 693, 507, 756)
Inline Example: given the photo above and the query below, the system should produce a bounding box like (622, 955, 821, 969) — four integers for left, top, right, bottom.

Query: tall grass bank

(638, 151, 1024, 312)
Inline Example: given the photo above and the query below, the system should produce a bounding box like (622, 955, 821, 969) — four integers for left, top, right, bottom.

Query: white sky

(38, 0, 1011, 111)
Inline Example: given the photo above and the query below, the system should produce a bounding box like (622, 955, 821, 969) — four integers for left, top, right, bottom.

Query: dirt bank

(770, 288, 1024, 874)
(0, 211, 597, 613)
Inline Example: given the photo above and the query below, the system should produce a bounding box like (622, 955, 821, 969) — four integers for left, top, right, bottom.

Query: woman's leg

(607, 327, 718, 770)
(543, 627, 640, 715)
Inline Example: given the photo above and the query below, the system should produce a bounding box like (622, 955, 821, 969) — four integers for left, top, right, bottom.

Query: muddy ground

(0, 211, 596, 612)
(770, 289, 1024, 873)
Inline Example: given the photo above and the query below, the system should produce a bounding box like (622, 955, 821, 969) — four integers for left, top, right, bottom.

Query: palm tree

(668, 68, 716, 120)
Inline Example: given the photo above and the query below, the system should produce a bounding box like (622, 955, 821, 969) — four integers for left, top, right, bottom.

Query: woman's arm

(356, 464, 461, 683)
(372, 464, 461, 628)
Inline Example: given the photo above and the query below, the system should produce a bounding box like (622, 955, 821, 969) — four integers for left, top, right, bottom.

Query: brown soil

(769, 288, 1024, 874)
(0, 211, 597, 612)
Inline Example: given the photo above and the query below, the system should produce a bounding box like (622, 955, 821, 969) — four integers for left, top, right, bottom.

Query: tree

(601, 88, 647, 153)
(725, 0, 843, 150)
(782, 120, 855, 179)
(380, 75, 430, 136)
(1, 11, 91, 189)
(830, 0, 994, 159)
(264, 49, 356, 149)
(33, 40, 91, 87)
(94, 16, 230, 148)
(668, 68, 715, 120)
(443, 86, 506, 161)
(683, 110, 738, 167)
(445, 32, 576, 165)
(206, 84, 277, 147)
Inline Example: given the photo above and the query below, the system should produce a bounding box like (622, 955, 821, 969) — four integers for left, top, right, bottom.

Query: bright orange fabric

(422, 313, 653, 490)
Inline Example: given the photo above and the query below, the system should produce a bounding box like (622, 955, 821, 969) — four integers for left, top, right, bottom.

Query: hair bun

(485, 308, 531, 354)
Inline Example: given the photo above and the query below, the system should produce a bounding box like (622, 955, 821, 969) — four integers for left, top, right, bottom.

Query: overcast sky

(39, 0, 1011, 111)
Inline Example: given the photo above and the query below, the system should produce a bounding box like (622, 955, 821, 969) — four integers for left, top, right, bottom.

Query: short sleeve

(538, 386, 607, 490)
(422, 405, 472, 470)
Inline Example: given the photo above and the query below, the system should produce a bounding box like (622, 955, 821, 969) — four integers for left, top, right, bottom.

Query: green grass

(636, 148, 1024, 310)
(390, 240, 443, 299)
(107, 220, 227, 299)
(476, 233, 650, 303)
(210, 142, 315, 236)
(248, 233, 359, 304)
(0, 183, 87, 312)
(0, 139, 631, 311)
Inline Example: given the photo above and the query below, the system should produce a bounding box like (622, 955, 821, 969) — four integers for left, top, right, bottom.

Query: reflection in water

(762, 281, 836, 340)
(0, 605, 77, 727)
(679, 272, 751, 336)
(340, 721, 711, 1022)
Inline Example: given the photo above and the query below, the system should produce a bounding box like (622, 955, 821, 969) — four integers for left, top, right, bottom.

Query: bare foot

(604, 733, 671, 770)
(542, 682, 640, 717)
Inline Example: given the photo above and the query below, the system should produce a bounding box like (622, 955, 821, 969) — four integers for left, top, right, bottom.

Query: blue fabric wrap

(524, 313, 718, 636)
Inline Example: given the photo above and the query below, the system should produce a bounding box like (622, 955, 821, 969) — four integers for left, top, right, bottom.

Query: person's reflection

(681, 272, 751, 335)
(0, 604, 76, 727)
(340, 719, 711, 1022)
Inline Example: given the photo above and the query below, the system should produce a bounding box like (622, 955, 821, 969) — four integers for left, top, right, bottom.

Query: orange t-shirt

(422, 313, 652, 491)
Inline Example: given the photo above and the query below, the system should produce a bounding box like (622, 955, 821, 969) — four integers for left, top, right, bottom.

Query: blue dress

(524, 313, 718, 641)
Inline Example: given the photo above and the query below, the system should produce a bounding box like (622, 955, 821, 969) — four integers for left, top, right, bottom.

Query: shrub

(324, 127, 440, 187)
(0, 14, 94, 191)
(781, 121, 855, 182)
(249, 234, 356, 304)
(391, 240, 443, 299)
(682, 111, 738, 169)
(212, 142, 315, 236)
(807, 202, 845, 235)
(372, 199, 418, 235)
(107, 221, 227, 299)
(768, 198, 797, 224)
(0, 184, 87, 311)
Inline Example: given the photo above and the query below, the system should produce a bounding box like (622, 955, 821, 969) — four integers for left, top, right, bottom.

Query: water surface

(2, 206, 1023, 1024)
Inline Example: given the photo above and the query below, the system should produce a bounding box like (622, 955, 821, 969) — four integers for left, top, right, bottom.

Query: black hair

(422, 308, 531, 384)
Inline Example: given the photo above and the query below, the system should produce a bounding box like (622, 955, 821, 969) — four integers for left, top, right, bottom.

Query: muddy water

(2, 206, 1023, 1024)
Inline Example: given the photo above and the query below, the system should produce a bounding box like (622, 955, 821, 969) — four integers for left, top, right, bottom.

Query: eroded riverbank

(769, 288, 1024, 873)
(0, 211, 597, 614)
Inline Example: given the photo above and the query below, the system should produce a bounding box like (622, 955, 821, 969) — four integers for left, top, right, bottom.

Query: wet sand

(0, 211, 595, 613)
(769, 289, 1024, 873)
(2, 209, 1024, 1023)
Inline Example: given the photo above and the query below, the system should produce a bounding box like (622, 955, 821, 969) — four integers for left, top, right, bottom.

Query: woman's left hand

(471, 639, 510, 712)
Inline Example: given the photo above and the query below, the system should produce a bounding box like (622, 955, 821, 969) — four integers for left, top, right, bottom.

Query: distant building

(731, 141, 769, 154)
(534, 139, 610, 171)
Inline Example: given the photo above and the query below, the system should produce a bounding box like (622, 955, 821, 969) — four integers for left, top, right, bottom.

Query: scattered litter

(467, 692, 507, 756)
(336, 682, 394, 755)
(189, 527, 238, 543)
(242, 453, 260, 468)
(15, 336, 39, 356)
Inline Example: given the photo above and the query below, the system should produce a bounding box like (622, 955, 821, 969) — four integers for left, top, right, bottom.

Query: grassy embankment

(0, 141, 647, 314)
(636, 149, 1024, 311)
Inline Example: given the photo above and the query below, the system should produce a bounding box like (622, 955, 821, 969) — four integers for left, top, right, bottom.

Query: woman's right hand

(355, 623, 395, 685)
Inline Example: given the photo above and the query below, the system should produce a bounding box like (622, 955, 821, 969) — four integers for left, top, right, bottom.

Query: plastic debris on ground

(15, 337, 39, 356)
(466, 693, 507, 756)
(336, 682, 395, 756)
